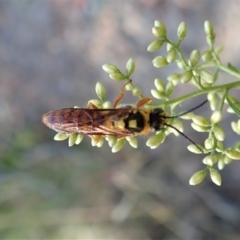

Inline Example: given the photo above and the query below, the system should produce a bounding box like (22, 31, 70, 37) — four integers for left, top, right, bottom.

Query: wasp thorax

(149, 108, 167, 131)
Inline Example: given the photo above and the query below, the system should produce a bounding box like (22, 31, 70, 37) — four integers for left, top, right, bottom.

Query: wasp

(42, 80, 207, 149)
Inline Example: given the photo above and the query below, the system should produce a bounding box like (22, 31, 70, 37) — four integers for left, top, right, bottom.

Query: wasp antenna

(164, 123, 204, 154)
(164, 100, 208, 119)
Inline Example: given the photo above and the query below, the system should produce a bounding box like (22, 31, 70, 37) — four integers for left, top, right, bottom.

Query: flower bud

(95, 82, 106, 101)
(202, 50, 213, 61)
(189, 50, 200, 66)
(151, 89, 165, 99)
(213, 125, 225, 141)
(126, 136, 138, 148)
(210, 168, 221, 186)
(126, 58, 135, 76)
(192, 115, 210, 127)
(54, 132, 69, 141)
(112, 139, 125, 153)
(109, 72, 126, 81)
(102, 64, 120, 74)
(211, 110, 222, 123)
(154, 78, 165, 92)
(204, 138, 213, 149)
(166, 48, 177, 63)
(187, 144, 203, 154)
(102, 101, 112, 109)
(191, 122, 208, 132)
(147, 40, 164, 52)
(165, 82, 174, 96)
(132, 87, 141, 96)
(146, 132, 166, 149)
(152, 56, 168, 67)
(75, 134, 84, 145)
(218, 158, 225, 170)
(181, 70, 192, 83)
(68, 134, 78, 147)
(204, 21, 214, 38)
(189, 169, 207, 185)
(225, 149, 240, 160)
(152, 26, 166, 38)
(200, 70, 214, 84)
(177, 22, 187, 40)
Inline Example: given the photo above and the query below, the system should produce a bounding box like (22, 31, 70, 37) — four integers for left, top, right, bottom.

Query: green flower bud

(54, 132, 69, 141)
(200, 70, 214, 84)
(166, 119, 183, 136)
(88, 99, 102, 108)
(152, 26, 166, 38)
(96, 137, 104, 148)
(126, 58, 135, 76)
(167, 73, 181, 83)
(224, 155, 232, 164)
(191, 122, 208, 132)
(165, 81, 174, 96)
(189, 50, 200, 66)
(151, 89, 165, 99)
(180, 112, 195, 120)
(231, 121, 240, 134)
(209, 168, 221, 186)
(210, 97, 218, 111)
(106, 135, 117, 148)
(204, 21, 214, 38)
(68, 134, 78, 147)
(202, 155, 216, 166)
(166, 48, 177, 63)
(218, 158, 225, 170)
(95, 82, 106, 101)
(146, 132, 166, 149)
(154, 20, 166, 29)
(166, 43, 174, 51)
(213, 125, 225, 141)
(109, 72, 126, 81)
(147, 40, 164, 52)
(154, 78, 165, 92)
(181, 70, 192, 83)
(204, 138, 213, 150)
(207, 91, 216, 101)
(215, 46, 223, 55)
(192, 115, 210, 127)
(132, 87, 141, 96)
(216, 140, 224, 152)
(225, 149, 240, 160)
(102, 64, 120, 74)
(75, 134, 84, 145)
(189, 169, 207, 185)
(202, 50, 213, 61)
(211, 110, 222, 123)
(153, 21, 166, 35)
(177, 22, 187, 40)
(176, 60, 185, 70)
(102, 101, 112, 109)
(126, 136, 138, 148)
(187, 144, 203, 154)
(112, 139, 125, 153)
(152, 56, 168, 67)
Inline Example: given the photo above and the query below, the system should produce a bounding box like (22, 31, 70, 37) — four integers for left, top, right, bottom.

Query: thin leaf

(226, 96, 240, 117)
(227, 63, 240, 74)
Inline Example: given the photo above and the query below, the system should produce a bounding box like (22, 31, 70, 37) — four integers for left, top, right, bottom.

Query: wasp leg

(136, 98, 152, 108)
(113, 80, 132, 108)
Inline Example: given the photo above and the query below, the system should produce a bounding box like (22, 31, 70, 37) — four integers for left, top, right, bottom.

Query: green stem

(151, 80, 240, 107)
(217, 65, 240, 78)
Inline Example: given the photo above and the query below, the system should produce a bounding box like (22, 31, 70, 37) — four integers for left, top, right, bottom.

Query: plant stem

(151, 81, 240, 107)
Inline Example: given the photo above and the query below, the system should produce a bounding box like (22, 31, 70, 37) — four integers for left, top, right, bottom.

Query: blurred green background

(1, 0, 240, 239)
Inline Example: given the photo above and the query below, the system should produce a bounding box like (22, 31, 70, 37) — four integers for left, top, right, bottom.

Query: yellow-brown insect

(42, 81, 163, 140)
(42, 80, 207, 148)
